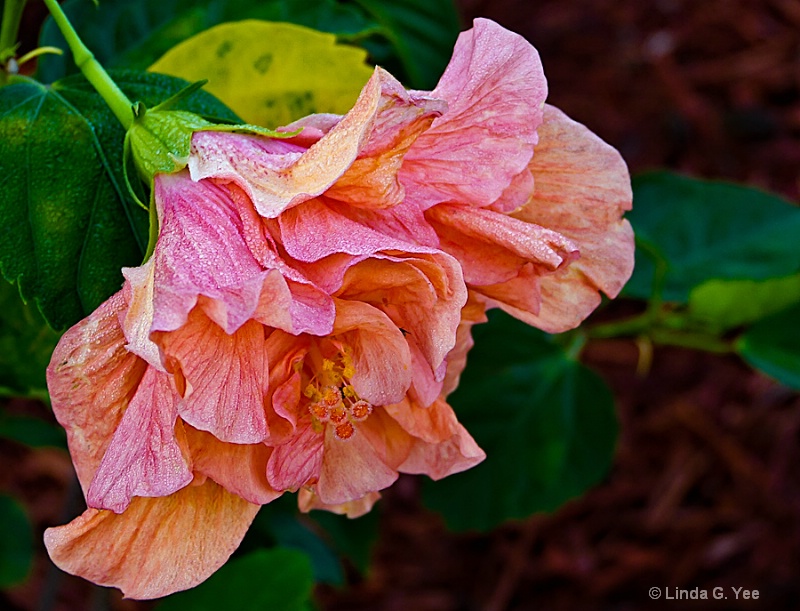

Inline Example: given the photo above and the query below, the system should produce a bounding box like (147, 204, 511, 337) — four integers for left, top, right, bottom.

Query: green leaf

(250, 499, 344, 586)
(0, 71, 237, 330)
(0, 494, 33, 587)
(0, 279, 61, 399)
(353, 0, 460, 89)
(422, 311, 617, 532)
(37, 0, 380, 83)
(155, 548, 314, 610)
(737, 302, 800, 391)
(688, 275, 800, 331)
(149, 20, 374, 128)
(625, 172, 800, 302)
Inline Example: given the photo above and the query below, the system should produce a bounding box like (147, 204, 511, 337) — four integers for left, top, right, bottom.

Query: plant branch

(41, 0, 134, 129)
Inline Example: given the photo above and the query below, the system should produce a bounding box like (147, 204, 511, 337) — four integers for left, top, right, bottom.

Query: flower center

(304, 349, 373, 441)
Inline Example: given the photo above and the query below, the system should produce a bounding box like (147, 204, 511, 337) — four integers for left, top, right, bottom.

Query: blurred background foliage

(2, 0, 800, 609)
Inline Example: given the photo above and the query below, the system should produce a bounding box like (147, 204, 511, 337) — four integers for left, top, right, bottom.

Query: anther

(349, 400, 372, 421)
(334, 421, 355, 441)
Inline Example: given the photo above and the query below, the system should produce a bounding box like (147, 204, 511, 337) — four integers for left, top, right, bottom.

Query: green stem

(41, 0, 133, 129)
(0, 0, 27, 55)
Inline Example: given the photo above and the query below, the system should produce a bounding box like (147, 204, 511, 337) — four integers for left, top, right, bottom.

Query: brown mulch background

(4, 0, 800, 609)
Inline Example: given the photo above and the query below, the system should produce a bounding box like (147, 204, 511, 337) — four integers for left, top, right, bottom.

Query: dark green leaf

(0, 71, 237, 330)
(251, 499, 345, 586)
(737, 302, 800, 391)
(625, 172, 800, 302)
(310, 508, 379, 575)
(0, 494, 33, 587)
(38, 0, 379, 83)
(423, 311, 617, 532)
(155, 548, 314, 610)
(0, 412, 66, 448)
(0, 279, 60, 399)
(353, 0, 461, 88)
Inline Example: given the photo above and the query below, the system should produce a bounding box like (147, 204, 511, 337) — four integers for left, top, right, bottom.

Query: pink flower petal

(46, 292, 146, 495)
(151, 171, 267, 334)
(441, 295, 488, 397)
(297, 488, 380, 518)
(511, 104, 635, 331)
(44, 479, 259, 600)
(86, 366, 192, 513)
(154, 309, 270, 444)
(401, 18, 547, 210)
(266, 420, 324, 492)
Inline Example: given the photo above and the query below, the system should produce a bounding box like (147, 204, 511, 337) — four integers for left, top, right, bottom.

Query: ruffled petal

(86, 366, 192, 513)
(316, 425, 398, 505)
(441, 295, 487, 397)
(46, 292, 146, 494)
(154, 309, 270, 444)
(332, 300, 412, 407)
(297, 488, 380, 518)
(44, 479, 258, 600)
(189, 68, 395, 217)
(150, 171, 266, 334)
(511, 104, 635, 331)
(402, 18, 546, 209)
(266, 420, 324, 492)
(185, 426, 280, 505)
(384, 398, 485, 479)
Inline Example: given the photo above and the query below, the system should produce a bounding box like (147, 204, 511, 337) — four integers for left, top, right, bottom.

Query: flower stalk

(41, 0, 134, 129)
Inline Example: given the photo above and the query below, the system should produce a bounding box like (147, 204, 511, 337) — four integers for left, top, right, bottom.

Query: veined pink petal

(44, 479, 258, 600)
(46, 292, 146, 495)
(384, 398, 485, 479)
(185, 426, 280, 505)
(86, 366, 192, 513)
(189, 68, 387, 217)
(297, 488, 380, 518)
(511, 104, 635, 331)
(121, 260, 163, 370)
(151, 171, 266, 334)
(317, 425, 398, 505)
(154, 308, 270, 444)
(427, 204, 578, 286)
(277, 196, 438, 264)
(266, 420, 324, 492)
(401, 18, 546, 210)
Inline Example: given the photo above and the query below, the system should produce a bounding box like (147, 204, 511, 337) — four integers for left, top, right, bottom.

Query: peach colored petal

(511, 104, 635, 331)
(384, 398, 485, 479)
(86, 366, 192, 513)
(44, 479, 259, 600)
(401, 18, 546, 210)
(332, 300, 412, 407)
(188, 68, 387, 217)
(121, 259, 163, 370)
(337, 252, 465, 375)
(441, 295, 488, 397)
(184, 426, 280, 505)
(154, 308, 269, 444)
(46, 292, 147, 494)
(297, 488, 380, 518)
(317, 425, 398, 505)
(324, 71, 446, 208)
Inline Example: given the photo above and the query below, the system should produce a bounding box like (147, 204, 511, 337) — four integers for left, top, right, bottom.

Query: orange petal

(44, 479, 259, 600)
(185, 426, 281, 505)
(297, 488, 380, 518)
(512, 104, 635, 331)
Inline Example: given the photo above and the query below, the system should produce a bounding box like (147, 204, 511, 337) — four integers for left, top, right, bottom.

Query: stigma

(304, 351, 373, 441)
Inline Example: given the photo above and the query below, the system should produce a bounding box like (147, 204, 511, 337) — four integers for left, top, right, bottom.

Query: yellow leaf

(149, 20, 374, 128)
